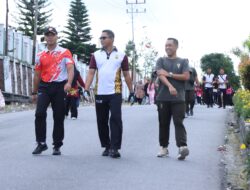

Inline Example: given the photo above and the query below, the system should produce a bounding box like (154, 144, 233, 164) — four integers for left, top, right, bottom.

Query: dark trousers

(205, 88, 213, 107)
(35, 81, 66, 148)
(95, 94, 123, 150)
(65, 96, 78, 118)
(197, 96, 202, 104)
(185, 90, 195, 113)
(218, 89, 227, 108)
(157, 101, 187, 148)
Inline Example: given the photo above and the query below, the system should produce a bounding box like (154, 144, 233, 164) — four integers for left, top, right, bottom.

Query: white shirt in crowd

(203, 73, 215, 88)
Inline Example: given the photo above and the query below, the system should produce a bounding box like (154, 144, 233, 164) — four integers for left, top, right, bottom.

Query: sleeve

(202, 76, 206, 81)
(121, 55, 129, 71)
(193, 68, 198, 78)
(182, 59, 189, 73)
(213, 75, 216, 81)
(156, 58, 163, 70)
(89, 55, 97, 69)
(77, 74, 85, 88)
(63, 49, 74, 65)
(34, 54, 42, 71)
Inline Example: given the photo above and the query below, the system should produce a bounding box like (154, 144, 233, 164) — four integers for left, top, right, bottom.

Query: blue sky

(1, 0, 250, 75)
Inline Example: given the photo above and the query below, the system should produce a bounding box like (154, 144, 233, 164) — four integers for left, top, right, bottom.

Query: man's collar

(45, 45, 59, 53)
(101, 46, 118, 52)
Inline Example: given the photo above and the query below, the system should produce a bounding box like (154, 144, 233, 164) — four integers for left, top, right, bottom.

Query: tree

(200, 53, 240, 90)
(60, 0, 96, 64)
(138, 39, 158, 78)
(124, 40, 140, 72)
(15, 0, 52, 38)
(232, 35, 250, 90)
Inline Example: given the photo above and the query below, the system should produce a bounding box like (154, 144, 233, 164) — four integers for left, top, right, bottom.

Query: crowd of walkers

(30, 26, 234, 161)
(130, 66, 235, 112)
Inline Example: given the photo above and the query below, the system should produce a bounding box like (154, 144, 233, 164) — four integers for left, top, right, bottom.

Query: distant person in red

(65, 68, 85, 120)
(32, 26, 74, 156)
(195, 86, 203, 105)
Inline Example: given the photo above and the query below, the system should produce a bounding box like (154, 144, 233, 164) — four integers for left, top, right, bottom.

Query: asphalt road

(0, 104, 227, 190)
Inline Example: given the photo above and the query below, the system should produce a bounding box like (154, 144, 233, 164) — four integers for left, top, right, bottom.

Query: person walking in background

(203, 67, 215, 108)
(65, 67, 85, 120)
(84, 29, 134, 158)
(135, 80, 145, 105)
(32, 27, 74, 156)
(156, 38, 190, 160)
(226, 84, 234, 106)
(185, 66, 199, 116)
(147, 78, 155, 105)
(144, 78, 150, 104)
(195, 86, 203, 105)
(217, 68, 228, 109)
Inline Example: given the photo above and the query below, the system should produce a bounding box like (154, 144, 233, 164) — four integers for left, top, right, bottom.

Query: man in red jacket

(65, 69, 85, 120)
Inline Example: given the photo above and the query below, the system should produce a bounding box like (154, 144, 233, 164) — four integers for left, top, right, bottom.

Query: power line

(126, 0, 146, 82)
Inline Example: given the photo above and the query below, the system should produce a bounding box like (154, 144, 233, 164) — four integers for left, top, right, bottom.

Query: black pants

(185, 90, 195, 113)
(218, 89, 227, 108)
(205, 88, 213, 107)
(157, 101, 187, 148)
(65, 96, 78, 118)
(197, 96, 202, 104)
(35, 81, 66, 148)
(137, 98, 143, 105)
(95, 94, 123, 150)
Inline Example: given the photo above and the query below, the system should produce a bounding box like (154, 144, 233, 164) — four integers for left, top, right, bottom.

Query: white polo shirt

(218, 74, 228, 89)
(89, 48, 129, 95)
(203, 73, 215, 88)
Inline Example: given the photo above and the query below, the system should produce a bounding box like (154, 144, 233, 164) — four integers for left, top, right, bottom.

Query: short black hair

(102, 29, 115, 39)
(167, 38, 179, 47)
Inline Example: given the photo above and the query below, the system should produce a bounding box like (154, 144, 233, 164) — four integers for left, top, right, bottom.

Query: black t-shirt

(185, 67, 197, 90)
(156, 57, 189, 102)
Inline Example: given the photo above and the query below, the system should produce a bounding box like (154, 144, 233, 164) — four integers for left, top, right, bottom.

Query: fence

(0, 24, 132, 102)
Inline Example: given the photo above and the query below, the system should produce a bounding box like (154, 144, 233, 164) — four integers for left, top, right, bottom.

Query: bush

(239, 58, 250, 90)
(233, 90, 250, 120)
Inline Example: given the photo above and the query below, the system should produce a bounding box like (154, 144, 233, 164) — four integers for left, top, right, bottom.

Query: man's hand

(169, 86, 177, 96)
(157, 69, 169, 77)
(32, 94, 38, 104)
(64, 82, 71, 92)
(83, 90, 90, 101)
(129, 92, 135, 105)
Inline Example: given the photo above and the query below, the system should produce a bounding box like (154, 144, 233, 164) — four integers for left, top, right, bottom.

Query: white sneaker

(157, 147, 169, 157)
(71, 117, 77, 120)
(177, 146, 189, 160)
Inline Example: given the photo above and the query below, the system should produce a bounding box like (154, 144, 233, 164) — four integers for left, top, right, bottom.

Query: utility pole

(5, 0, 9, 56)
(126, 0, 146, 83)
(32, 0, 38, 65)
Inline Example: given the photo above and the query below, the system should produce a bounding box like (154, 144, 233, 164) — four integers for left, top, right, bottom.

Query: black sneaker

(109, 149, 121, 158)
(52, 147, 61, 156)
(102, 148, 110, 156)
(32, 143, 48, 155)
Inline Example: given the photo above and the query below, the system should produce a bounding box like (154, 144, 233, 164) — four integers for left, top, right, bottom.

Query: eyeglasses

(99, 36, 109, 40)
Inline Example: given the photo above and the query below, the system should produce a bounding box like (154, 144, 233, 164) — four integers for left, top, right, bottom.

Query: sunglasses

(99, 36, 109, 40)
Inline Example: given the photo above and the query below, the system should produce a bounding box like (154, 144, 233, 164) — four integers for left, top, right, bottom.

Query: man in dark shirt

(156, 38, 190, 160)
(185, 66, 199, 116)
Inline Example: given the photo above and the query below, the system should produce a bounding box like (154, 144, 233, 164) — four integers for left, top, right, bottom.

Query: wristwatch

(169, 72, 173, 78)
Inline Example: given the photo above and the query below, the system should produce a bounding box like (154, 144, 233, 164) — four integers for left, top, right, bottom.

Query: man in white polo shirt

(203, 67, 215, 108)
(217, 68, 228, 108)
(84, 30, 134, 158)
